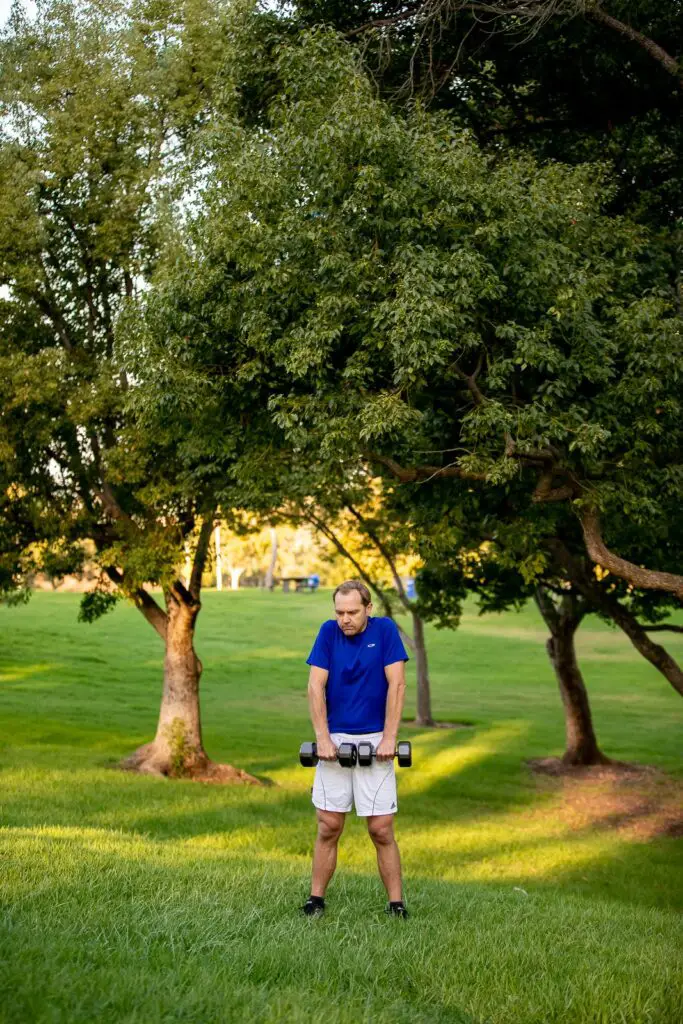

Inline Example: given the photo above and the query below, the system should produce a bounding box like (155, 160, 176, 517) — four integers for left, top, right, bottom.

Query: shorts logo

(391, 802, 396, 809)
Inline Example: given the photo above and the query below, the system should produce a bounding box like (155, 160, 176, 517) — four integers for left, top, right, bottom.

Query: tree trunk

(412, 609, 435, 727)
(596, 598, 683, 698)
(535, 588, 610, 766)
(265, 527, 278, 590)
(547, 538, 683, 698)
(120, 590, 208, 776)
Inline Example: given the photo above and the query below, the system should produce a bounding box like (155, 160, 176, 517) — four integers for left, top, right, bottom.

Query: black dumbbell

(299, 741, 358, 768)
(357, 740, 412, 768)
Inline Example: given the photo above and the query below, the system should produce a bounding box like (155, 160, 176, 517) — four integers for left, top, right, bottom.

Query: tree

(140, 25, 682, 763)
(181, 25, 683, 599)
(0, 0, 263, 779)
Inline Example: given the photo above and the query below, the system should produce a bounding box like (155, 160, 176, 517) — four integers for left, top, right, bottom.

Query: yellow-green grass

(1, 591, 682, 1024)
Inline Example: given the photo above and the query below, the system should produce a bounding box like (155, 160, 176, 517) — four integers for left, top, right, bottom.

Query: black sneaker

(301, 896, 325, 917)
(386, 901, 409, 919)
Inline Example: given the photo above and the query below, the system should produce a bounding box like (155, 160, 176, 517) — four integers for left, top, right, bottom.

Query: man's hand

(317, 736, 339, 761)
(376, 735, 396, 762)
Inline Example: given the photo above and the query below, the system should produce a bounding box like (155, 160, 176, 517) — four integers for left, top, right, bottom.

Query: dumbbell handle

(358, 740, 412, 768)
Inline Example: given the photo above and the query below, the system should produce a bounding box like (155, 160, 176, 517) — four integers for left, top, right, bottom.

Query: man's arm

(307, 665, 337, 760)
(377, 661, 406, 760)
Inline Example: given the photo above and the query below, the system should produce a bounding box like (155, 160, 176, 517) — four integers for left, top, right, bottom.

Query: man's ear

(366, 602, 373, 615)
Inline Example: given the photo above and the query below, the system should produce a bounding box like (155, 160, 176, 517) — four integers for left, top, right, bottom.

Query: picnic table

(278, 575, 319, 593)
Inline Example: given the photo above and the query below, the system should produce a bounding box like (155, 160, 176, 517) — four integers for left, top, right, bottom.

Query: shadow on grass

(2, 720, 681, 915)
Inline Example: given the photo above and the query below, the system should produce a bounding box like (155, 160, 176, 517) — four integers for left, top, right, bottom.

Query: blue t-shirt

(306, 617, 409, 733)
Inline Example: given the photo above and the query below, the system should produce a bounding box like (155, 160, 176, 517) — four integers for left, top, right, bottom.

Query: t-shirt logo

(367, 643, 376, 648)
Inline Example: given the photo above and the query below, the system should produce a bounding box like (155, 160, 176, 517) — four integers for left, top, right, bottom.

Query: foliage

(156, 26, 682, 606)
(0, 0, 248, 614)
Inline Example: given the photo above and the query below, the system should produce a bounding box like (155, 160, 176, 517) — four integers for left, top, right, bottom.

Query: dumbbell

(299, 741, 357, 768)
(357, 740, 412, 768)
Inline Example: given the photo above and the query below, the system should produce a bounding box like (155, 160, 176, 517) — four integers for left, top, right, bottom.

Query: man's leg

(311, 809, 346, 897)
(367, 814, 403, 902)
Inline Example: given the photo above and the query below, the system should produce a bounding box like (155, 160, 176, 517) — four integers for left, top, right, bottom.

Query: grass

(1, 590, 682, 1024)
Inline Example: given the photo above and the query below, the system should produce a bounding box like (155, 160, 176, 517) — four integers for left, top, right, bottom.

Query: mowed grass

(1, 591, 682, 1024)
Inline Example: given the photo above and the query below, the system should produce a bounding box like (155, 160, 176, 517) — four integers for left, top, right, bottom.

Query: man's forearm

(383, 682, 406, 745)
(308, 685, 332, 742)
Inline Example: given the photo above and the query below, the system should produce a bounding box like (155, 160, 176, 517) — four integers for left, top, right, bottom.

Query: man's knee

(367, 815, 395, 846)
(317, 811, 345, 843)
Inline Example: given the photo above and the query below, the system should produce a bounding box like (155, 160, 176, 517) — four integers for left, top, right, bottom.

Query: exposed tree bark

(122, 586, 206, 775)
(579, 509, 683, 602)
(534, 585, 610, 765)
(118, 515, 261, 780)
(367, 449, 683, 603)
(587, 5, 682, 87)
(549, 539, 683, 698)
(411, 608, 435, 727)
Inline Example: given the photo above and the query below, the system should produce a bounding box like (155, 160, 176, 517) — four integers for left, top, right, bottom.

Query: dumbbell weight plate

(357, 741, 374, 767)
(397, 741, 412, 768)
(337, 742, 357, 768)
(299, 741, 318, 767)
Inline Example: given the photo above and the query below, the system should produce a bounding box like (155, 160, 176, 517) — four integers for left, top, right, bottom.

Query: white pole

(214, 525, 222, 591)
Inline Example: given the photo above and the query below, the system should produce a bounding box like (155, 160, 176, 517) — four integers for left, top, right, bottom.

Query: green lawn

(1, 591, 682, 1024)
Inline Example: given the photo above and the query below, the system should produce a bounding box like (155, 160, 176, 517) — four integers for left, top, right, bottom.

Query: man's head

(333, 580, 373, 636)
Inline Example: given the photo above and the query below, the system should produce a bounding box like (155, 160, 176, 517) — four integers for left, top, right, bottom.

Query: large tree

(165, 25, 683, 601)
(0, 0, 265, 779)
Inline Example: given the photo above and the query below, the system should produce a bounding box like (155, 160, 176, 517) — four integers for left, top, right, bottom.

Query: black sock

(308, 895, 325, 907)
(389, 900, 405, 907)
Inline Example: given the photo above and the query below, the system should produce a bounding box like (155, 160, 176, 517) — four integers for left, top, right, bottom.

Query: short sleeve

(306, 622, 332, 670)
(382, 619, 409, 666)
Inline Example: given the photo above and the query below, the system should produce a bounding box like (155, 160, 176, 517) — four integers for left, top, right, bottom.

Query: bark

(535, 587, 610, 766)
(548, 539, 683, 698)
(587, 5, 682, 87)
(120, 517, 227, 777)
(412, 609, 435, 727)
(579, 509, 683, 602)
(121, 588, 207, 776)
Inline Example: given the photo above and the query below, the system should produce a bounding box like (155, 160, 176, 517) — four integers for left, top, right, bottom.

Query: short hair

(333, 580, 372, 607)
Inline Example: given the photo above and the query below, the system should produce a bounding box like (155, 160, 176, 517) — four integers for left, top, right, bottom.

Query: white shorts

(312, 732, 398, 817)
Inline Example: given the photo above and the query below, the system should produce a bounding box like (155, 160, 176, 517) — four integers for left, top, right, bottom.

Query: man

(301, 579, 409, 919)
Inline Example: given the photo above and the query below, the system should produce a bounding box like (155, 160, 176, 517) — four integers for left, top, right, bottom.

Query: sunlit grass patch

(1, 592, 682, 1023)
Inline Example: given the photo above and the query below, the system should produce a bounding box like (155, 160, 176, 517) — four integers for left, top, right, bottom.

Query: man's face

(334, 591, 372, 636)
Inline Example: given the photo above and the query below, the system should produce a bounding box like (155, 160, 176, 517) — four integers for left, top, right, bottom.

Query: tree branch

(363, 450, 487, 482)
(587, 4, 682, 87)
(104, 566, 167, 640)
(547, 539, 683, 696)
(306, 510, 396, 620)
(579, 508, 683, 602)
(189, 514, 215, 601)
(345, 502, 413, 613)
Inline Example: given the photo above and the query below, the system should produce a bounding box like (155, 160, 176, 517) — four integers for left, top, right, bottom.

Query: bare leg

(367, 814, 403, 902)
(311, 809, 345, 897)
